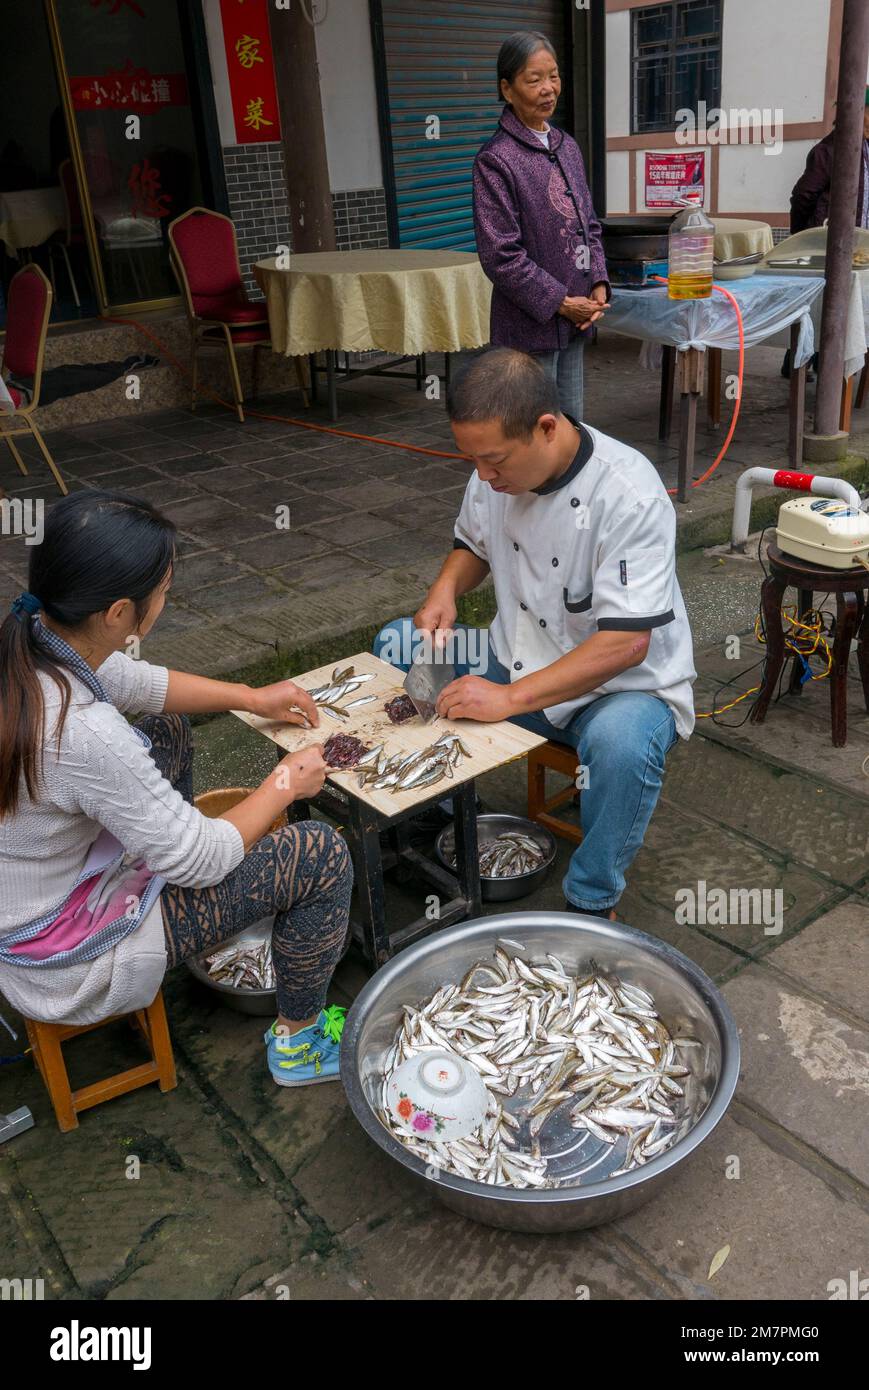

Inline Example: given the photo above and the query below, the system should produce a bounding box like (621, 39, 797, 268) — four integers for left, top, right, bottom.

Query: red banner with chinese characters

(220, 0, 281, 143)
(71, 63, 188, 112)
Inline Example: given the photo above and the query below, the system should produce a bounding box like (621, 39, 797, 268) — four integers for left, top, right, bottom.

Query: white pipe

(730, 467, 862, 550)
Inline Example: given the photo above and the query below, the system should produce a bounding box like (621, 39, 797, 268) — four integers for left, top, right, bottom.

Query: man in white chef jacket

(374, 348, 696, 918)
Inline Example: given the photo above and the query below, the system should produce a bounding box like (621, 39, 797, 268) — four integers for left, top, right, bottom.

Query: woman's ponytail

(0, 605, 71, 815)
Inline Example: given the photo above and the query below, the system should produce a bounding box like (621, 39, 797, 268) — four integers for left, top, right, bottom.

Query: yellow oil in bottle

(667, 270, 714, 300)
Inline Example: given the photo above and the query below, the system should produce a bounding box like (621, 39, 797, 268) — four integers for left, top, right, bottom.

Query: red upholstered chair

(169, 206, 307, 422)
(0, 264, 67, 496)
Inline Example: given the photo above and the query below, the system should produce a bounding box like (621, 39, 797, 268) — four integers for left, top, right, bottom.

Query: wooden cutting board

(233, 650, 546, 818)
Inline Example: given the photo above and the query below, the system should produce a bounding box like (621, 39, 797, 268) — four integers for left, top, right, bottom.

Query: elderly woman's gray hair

(497, 31, 558, 101)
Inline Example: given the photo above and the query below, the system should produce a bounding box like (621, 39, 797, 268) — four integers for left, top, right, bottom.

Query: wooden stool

(751, 543, 869, 748)
(527, 740, 583, 845)
(24, 990, 177, 1133)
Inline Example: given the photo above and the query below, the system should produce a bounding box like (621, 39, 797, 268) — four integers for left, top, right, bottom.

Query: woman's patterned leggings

(138, 714, 354, 1020)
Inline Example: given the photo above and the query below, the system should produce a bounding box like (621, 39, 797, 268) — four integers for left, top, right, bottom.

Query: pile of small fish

(379, 942, 694, 1189)
(446, 830, 547, 880)
(323, 732, 370, 769)
(384, 693, 418, 725)
(304, 664, 378, 722)
(204, 938, 275, 991)
(354, 732, 471, 795)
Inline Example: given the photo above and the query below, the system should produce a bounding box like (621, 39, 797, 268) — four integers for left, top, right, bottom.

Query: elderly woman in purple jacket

(473, 32, 610, 422)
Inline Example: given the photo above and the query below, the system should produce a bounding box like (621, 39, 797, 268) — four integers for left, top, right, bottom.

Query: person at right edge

(782, 86, 869, 377)
(473, 30, 610, 421)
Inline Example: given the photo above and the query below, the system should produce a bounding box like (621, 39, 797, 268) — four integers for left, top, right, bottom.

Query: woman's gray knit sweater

(0, 651, 244, 1025)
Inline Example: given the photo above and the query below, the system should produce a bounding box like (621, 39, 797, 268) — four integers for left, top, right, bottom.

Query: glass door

(47, 0, 207, 312)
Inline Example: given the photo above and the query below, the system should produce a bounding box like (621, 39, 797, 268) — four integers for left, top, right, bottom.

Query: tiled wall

(222, 144, 389, 293)
(332, 187, 389, 250)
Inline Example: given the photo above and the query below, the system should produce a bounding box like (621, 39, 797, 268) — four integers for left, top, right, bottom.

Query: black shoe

(563, 901, 614, 919)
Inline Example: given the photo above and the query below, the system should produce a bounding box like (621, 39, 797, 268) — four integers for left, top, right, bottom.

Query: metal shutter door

(376, 0, 570, 250)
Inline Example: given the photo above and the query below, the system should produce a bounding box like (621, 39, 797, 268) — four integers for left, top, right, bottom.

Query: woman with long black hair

(0, 492, 353, 1087)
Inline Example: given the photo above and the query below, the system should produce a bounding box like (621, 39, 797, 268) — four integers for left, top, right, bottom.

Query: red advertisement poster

(645, 152, 706, 208)
(219, 0, 281, 143)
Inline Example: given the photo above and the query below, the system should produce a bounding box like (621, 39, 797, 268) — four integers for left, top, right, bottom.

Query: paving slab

(0, 1042, 309, 1299)
(350, 1203, 671, 1300)
(163, 969, 351, 1186)
(692, 682, 869, 801)
(661, 738, 869, 886)
(723, 967, 869, 1186)
(628, 803, 838, 953)
(243, 1252, 374, 1300)
(616, 1114, 869, 1301)
(764, 899, 869, 1024)
(291, 1113, 424, 1241)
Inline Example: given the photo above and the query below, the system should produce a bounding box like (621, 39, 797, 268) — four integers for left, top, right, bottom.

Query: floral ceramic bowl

(386, 1051, 488, 1142)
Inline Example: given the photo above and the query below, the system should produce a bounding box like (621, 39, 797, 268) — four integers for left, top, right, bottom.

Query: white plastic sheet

(762, 266, 868, 380)
(604, 273, 824, 369)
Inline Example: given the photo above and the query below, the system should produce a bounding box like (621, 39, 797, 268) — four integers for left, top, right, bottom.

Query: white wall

(606, 10, 631, 141)
(719, 139, 815, 213)
(201, 0, 236, 147)
(721, 0, 829, 124)
(315, 0, 383, 191)
(607, 151, 630, 213)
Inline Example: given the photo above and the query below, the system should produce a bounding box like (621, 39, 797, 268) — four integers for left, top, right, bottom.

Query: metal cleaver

(402, 648, 456, 723)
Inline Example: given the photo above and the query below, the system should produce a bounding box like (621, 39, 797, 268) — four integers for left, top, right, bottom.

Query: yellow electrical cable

(696, 604, 832, 719)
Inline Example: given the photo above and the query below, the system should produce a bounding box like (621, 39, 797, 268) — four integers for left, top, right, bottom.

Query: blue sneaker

(263, 1005, 346, 1086)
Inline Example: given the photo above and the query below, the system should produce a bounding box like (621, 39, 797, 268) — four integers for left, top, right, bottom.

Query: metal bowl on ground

(435, 813, 557, 902)
(340, 912, 740, 1233)
(185, 789, 286, 1016)
(186, 919, 277, 1016)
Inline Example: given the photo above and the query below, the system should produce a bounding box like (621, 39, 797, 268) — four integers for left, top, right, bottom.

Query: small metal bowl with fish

(436, 813, 557, 902)
(340, 912, 740, 1233)
(186, 919, 277, 1016)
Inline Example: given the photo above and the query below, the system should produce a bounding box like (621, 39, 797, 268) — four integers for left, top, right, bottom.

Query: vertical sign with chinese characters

(220, 0, 281, 143)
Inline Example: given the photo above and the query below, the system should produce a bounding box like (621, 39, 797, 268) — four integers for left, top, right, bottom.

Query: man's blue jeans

(373, 619, 678, 912)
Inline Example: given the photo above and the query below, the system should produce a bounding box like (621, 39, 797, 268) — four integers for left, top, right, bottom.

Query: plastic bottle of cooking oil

(667, 194, 714, 300)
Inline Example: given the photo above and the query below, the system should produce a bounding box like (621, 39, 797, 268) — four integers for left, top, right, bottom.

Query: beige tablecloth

(711, 217, 775, 263)
(0, 188, 64, 257)
(254, 249, 492, 356)
(762, 264, 869, 379)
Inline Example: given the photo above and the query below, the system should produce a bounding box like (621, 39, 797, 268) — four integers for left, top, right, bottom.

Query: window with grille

(632, 1, 722, 135)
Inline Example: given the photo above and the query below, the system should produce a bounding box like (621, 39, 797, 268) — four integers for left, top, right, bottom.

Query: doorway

(0, 0, 224, 327)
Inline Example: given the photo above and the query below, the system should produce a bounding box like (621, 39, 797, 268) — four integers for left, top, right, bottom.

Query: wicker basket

(194, 787, 288, 836)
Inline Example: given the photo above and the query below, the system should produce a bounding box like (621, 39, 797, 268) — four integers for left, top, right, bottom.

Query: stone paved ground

(0, 333, 867, 1300)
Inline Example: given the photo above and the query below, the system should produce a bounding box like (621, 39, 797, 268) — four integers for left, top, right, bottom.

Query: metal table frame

(307, 349, 452, 422)
(657, 322, 807, 502)
(284, 758, 481, 970)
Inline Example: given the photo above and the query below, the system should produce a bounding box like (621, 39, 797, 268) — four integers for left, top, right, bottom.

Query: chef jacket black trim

(597, 611, 675, 631)
(532, 417, 594, 495)
(563, 588, 593, 614)
(453, 538, 487, 561)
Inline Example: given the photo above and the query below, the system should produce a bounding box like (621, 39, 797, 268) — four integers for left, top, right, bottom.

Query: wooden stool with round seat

(23, 990, 177, 1133)
(527, 740, 583, 844)
(751, 543, 869, 747)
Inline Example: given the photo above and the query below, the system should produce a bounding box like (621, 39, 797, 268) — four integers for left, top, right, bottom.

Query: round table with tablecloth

(0, 188, 65, 258)
(254, 249, 492, 357)
(710, 217, 775, 263)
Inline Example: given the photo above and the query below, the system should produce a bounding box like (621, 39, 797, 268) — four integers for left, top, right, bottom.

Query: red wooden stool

(24, 990, 177, 1133)
(751, 543, 869, 747)
(527, 740, 584, 845)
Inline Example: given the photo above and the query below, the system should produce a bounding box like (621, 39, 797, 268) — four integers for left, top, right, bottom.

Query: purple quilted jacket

(473, 106, 609, 352)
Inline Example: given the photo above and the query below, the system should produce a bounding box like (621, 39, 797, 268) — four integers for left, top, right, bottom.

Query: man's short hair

(447, 348, 561, 439)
